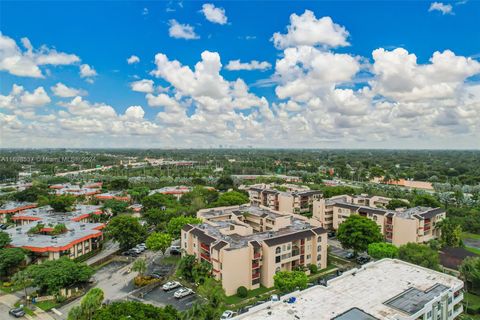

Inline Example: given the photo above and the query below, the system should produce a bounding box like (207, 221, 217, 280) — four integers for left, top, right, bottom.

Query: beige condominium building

(181, 205, 327, 296)
(248, 185, 322, 215)
(235, 258, 464, 320)
(313, 195, 445, 246)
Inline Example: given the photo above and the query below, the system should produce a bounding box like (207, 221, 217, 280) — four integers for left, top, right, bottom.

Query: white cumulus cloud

(168, 19, 199, 40)
(429, 2, 454, 14)
(225, 60, 272, 71)
(272, 10, 350, 49)
(130, 79, 155, 93)
(201, 3, 228, 25)
(51, 83, 87, 98)
(127, 55, 140, 64)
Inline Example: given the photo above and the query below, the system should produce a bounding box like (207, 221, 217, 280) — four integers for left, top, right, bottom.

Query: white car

(162, 281, 181, 291)
(220, 310, 237, 319)
(270, 294, 279, 302)
(174, 287, 194, 299)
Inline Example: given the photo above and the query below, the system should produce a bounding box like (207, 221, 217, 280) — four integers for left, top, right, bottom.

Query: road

(328, 238, 354, 259)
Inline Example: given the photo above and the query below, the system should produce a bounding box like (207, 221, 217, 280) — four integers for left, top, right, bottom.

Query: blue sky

(1, 1, 479, 148)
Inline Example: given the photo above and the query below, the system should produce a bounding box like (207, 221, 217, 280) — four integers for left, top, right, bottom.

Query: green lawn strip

(465, 292, 480, 308)
(462, 233, 480, 240)
(308, 264, 338, 282)
(225, 286, 273, 305)
(0, 281, 28, 293)
(465, 246, 480, 256)
(34, 300, 57, 311)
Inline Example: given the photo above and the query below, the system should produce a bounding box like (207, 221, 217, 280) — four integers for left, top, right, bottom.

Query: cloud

(51, 83, 87, 98)
(79, 64, 97, 81)
(168, 19, 199, 39)
(201, 3, 228, 25)
(0, 33, 80, 78)
(272, 10, 350, 49)
(0, 84, 51, 109)
(127, 55, 140, 64)
(429, 2, 454, 14)
(225, 60, 272, 71)
(130, 79, 154, 93)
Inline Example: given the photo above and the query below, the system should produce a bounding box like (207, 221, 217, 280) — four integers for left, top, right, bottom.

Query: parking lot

(142, 285, 198, 311)
(328, 238, 354, 260)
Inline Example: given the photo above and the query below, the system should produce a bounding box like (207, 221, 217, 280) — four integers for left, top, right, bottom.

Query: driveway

(328, 238, 354, 259)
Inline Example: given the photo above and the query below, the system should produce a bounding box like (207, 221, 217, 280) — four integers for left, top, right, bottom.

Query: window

(317, 245, 322, 252)
(427, 311, 432, 318)
(306, 254, 311, 260)
(275, 256, 281, 263)
(287, 244, 291, 250)
(317, 254, 321, 261)
(317, 236, 322, 242)
(276, 247, 281, 254)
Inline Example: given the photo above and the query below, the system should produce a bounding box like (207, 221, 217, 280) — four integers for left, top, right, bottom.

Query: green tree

(212, 191, 249, 207)
(367, 242, 399, 259)
(132, 258, 147, 276)
(92, 301, 178, 320)
(108, 178, 129, 190)
(142, 193, 178, 211)
(68, 288, 104, 320)
(0, 248, 26, 277)
(128, 187, 150, 202)
(13, 186, 49, 202)
(0, 231, 11, 248)
(386, 199, 410, 210)
(274, 271, 308, 293)
(439, 219, 463, 247)
(236, 286, 248, 298)
(215, 176, 234, 191)
(146, 232, 172, 254)
(398, 243, 440, 271)
(412, 194, 441, 208)
(50, 195, 76, 212)
(459, 257, 480, 294)
(167, 216, 202, 238)
(196, 278, 226, 320)
(106, 215, 147, 250)
(337, 215, 384, 254)
(12, 270, 30, 305)
(23, 257, 94, 294)
(177, 255, 197, 282)
(102, 199, 129, 215)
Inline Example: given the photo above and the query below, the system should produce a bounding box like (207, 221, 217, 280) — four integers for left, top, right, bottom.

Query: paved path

(85, 240, 119, 266)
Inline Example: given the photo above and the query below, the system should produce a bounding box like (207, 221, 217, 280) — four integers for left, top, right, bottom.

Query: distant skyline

(1, 1, 479, 149)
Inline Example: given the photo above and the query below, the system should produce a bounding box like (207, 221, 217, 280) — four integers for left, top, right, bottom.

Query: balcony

(200, 243, 210, 251)
(252, 272, 260, 279)
(200, 252, 210, 261)
(453, 292, 464, 305)
(252, 262, 260, 269)
(254, 252, 261, 259)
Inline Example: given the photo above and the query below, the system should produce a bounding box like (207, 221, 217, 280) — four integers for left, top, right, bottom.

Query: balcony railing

(254, 252, 261, 259)
(252, 272, 260, 279)
(200, 252, 210, 261)
(200, 243, 210, 251)
(252, 262, 260, 269)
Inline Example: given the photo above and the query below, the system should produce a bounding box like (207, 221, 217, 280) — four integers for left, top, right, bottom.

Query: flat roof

(234, 259, 463, 320)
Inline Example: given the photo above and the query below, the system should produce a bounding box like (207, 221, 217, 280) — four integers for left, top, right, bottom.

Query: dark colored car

(356, 255, 371, 265)
(327, 231, 336, 238)
(345, 252, 355, 259)
(9, 307, 25, 318)
(0, 224, 8, 230)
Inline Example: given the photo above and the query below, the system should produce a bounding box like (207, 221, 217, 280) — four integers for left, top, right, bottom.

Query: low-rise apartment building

(50, 183, 101, 198)
(95, 191, 130, 202)
(0, 201, 37, 223)
(235, 258, 464, 320)
(6, 205, 105, 261)
(248, 185, 322, 215)
(313, 195, 445, 246)
(181, 205, 327, 296)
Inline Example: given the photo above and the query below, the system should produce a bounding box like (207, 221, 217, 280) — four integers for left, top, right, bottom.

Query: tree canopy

(68, 288, 104, 320)
(50, 195, 76, 212)
(22, 257, 94, 294)
(459, 257, 480, 294)
(211, 191, 249, 207)
(106, 215, 147, 250)
(167, 216, 202, 238)
(274, 270, 308, 293)
(92, 301, 178, 320)
(146, 232, 172, 254)
(398, 243, 440, 271)
(367, 242, 398, 259)
(439, 219, 463, 248)
(0, 248, 25, 277)
(336, 215, 384, 254)
(0, 231, 11, 248)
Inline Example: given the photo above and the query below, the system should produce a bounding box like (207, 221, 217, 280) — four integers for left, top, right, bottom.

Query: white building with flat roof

(234, 259, 464, 320)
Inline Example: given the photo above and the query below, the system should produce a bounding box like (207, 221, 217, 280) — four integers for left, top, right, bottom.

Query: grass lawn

(463, 233, 480, 240)
(465, 246, 480, 256)
(35, 300, 57, 311)
(0, 282, 25, 293)
(308, 264, 338, 282)
(225, 286, 274, 305)
(162, 255, 181, 265)
(465, 292, 480, 308)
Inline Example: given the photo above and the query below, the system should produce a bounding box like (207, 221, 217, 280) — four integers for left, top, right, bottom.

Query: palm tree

(132, 258, 147, 277)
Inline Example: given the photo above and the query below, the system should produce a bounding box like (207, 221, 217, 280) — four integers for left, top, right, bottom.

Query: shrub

(2, 282, 12, 287)
(133, 275, 158, 287)
(236, 286, 248, 298)
(308, 264, 318, 274)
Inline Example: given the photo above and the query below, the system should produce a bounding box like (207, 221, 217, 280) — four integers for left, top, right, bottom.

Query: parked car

(174, 287, 194, 299)
(327, 231, 336, 238)
(0, 223, 8, 230)
(345, 252, 355, 259)
(356, 255, 371, 265)
(270, 294, 279, 302)
(9, 307, 25, 318)
(220, 310, 238, 319)
(131, 248, 142, 254)
(162, 281, 181, 291)
(169, 246, 181, 255)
